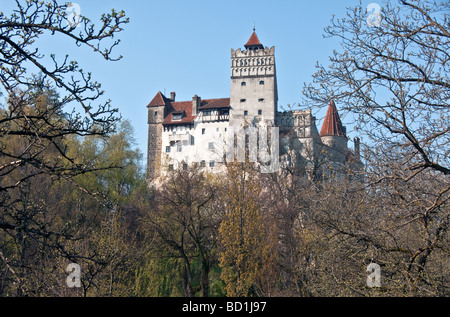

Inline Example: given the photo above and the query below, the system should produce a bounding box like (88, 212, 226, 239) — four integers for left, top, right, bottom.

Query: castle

(146, 30, 363, 182)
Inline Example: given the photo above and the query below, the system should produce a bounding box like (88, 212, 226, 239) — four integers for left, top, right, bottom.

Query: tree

(303, 0, 449, 180)
(300, 0, 449, 296)
(297, 173, 449, 296)
(63, 120, 145, 297)
(0, 0, 129, 200)
(144, 164, 219, 297)
(218, 162, 266, 297)
(0, 0, 129, 296)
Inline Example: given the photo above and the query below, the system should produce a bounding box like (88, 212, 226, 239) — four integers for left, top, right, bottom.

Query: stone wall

(147, 104, 164, 181)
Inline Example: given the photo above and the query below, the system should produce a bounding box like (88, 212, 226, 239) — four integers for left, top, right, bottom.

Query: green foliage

(218, 163, 265, 297)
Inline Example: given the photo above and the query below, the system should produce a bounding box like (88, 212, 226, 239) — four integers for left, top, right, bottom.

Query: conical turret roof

(320, 100, 346, 137)
(244, 31, 264, 50)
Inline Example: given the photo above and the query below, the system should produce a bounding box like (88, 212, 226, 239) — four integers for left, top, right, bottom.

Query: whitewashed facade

(146, 30, 363, 182)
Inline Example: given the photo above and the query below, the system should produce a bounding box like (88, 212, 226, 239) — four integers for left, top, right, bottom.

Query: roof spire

(244, 26, 264, 50)
(320, 100, 346, 137)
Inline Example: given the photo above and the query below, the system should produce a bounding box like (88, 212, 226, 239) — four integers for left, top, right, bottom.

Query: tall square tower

(229, 30, 278, 130)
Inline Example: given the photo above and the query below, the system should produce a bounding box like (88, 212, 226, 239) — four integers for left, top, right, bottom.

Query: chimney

(192, 95, 200, 117)
(354, 137, 361, 158)
(170, 92, 176, 101)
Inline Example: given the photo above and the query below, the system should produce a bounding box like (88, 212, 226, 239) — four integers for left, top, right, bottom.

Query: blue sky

(3, 0, 377, 162)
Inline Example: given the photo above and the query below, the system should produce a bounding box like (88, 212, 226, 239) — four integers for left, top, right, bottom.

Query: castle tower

(146, 91, 171, 180)
(320, 100, 348, 151)
(229, 29, 278, 129)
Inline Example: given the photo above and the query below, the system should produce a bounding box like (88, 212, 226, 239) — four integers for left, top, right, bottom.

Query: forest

(0, 0, 448, 297)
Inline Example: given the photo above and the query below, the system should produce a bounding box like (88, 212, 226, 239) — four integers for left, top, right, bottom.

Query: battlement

(276, 110, 315, 127)
(231, 46, 275, 58)
(231, 46, 276, 78)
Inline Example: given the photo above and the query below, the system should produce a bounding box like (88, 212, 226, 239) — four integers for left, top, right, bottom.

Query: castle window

(183, 163, 188, 171)
(240, 99, 246, 103)
(259, 80, 264, 85)
(208, 142, 214, 150)
(172, 113, 182, 121)
(209, 161, 215, 168)
(244, 110, 248, 116)
(201, 160, 206, 168)
(258, 98, 265, 102)
(258, 110, 262, 115)
(202, 128, 206, 135)
(166, 146, 171, 153)
(154, 111, 158, 117)
(241, 82, 246, 86)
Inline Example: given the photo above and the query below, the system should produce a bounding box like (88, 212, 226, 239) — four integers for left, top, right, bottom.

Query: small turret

(320, 100, 348, 151)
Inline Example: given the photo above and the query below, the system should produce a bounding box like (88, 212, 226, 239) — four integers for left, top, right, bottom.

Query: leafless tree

(299, 0, 449, 296)
(0, 0, 128, 296)
(145, 164, 219, 297)
(303, 0, 449, 180)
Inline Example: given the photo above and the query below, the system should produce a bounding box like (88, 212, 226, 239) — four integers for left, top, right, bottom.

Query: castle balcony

(169, 133, 191, 142)
(201, 113, 229, 123)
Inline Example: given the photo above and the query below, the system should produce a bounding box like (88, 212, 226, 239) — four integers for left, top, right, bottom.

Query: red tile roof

(162, 101, 193, 126)
(199, 98, 230, 110)
(160, 96, 230, 126)
(245, 31, 264, 49)
(320, 100, 346, 137)
(147, 91, 169, 107)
